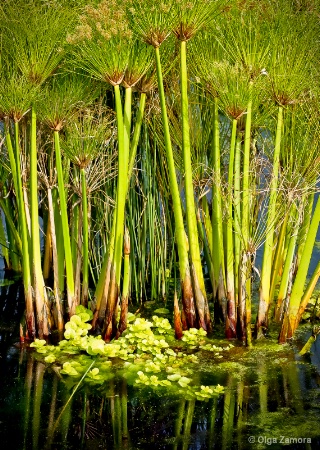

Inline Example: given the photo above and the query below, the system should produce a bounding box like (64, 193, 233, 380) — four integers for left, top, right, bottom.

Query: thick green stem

(113, 84, 128, 286)
(47, 187, 64, 331)
(225, 119, 237, 338)
(241, 91, 253, 346)
(280, 196, 320, 341)
(31, 107, 49, 336)
(297, 260, 320, 324)
(180, 40, 208, 329)
(269, 211, 289, 303)
(53, 187, 65, 295)
(54, 130, 75, 315)
(242, 89, 252, 247)
(116, 227, 130, 338)
(155, 45, 196, 328)
(10, 120, 34, 337)
(0, 197, 22, 256)
(275, 205, 299, 323)
(212, 96, 224, 297)
(127, 92, 147, 183)
(233, 133, 242, 307)
(80, 167, 89, 306)
(257, 105, 283, 337)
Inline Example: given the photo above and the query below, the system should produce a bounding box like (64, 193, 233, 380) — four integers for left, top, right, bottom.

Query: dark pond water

(1, 276, 320, 450)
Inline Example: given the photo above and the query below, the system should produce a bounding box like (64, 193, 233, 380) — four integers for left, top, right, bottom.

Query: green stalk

(242, 89, 252, 246)
(71, 193, 80, 271)
(127, 92, 147, 180)
(0, 210, 10, 268)
(10, 120, 34, 337)
(80, 167, 89, 307)
(92, 214, 116, 329)
(274, 207, 299, 322)
(116, 227, 130, 338)
(42, 216, 52, 281)
(296, 192, 314, 269)
(269, 211, 289, 303)
(279, 196, 320, 341)
(241, 89, 253, 347)
(297, 260, 320, 324)
(47, 187, 63, 331)
(180, 40, 207, 329)
(234, 133, 243, 338)
(54, 130, 75, 315)
(0, 197, 22, 256)
(155, 45, 196, 328)
(112, 85, 127, 286)
(104, 85, 128, 341)
(257, 105, 283, 337)
(197, 208, 214, 287)
(53, 187, 65, 295)
(202, 196, 213, 260)
(3, 190, 20, 271)
(31, 107, 49, 337)
(212, 96, 224, 300)
(225, 118, 237, 338)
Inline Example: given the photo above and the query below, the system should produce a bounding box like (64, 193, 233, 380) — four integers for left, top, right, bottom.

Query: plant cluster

(0, 0, 319, 346)
(31, 306, 229, 401)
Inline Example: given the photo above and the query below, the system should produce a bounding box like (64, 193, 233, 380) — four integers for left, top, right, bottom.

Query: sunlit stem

(155, 45, 195, 327)
(80, 167, 89, 306)
(112, 84, 128, 286)
(127, 92, 146, 181)
(257, 105, 283, 337)
(8, 120, 34, 336)
(241, 88, 253, 346)
(180, 39, 207, 329)
(281, 196, 320, 340)
(212, 96, 224, 297)
(225, 118, 237, 338)
(47, 187, 63, 331)
(269, 211, 289, 304)
(233, 133, 242, 332)
(31, 107, 49, 336)
(297, 260, 320, 324)
(275, 205, 299, 322)
(54, 130, 75, 315)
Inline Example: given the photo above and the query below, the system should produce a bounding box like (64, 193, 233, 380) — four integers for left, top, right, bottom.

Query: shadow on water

(1, 279, 320, 449)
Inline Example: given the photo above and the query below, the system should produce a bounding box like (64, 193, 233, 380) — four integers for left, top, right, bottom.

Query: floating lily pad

(153, 308, 170, 315)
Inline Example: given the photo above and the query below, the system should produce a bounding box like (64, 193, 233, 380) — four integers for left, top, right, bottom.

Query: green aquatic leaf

(178, 377, 191, 387)
(44, 354, 56, 364)
(167, 373, 181, 381)
(60, 362, 80, 377)
(30, 339, 47, 348)
(153, 308, 170, 314)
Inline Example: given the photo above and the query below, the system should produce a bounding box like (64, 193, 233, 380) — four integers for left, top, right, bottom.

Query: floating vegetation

(31, 306, 232, 401)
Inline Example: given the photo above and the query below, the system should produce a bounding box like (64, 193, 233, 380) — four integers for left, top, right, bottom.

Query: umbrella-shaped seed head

(62, 108, 114, 169)
(173, 0, 222, 41)
(38, 74, 100, 131)
(122, 41, 154, 88)
(3, 1, 75, 86)
(0, 72, 39, 122)
(68, 1, 133, 85)
(128, 0, 175, 48)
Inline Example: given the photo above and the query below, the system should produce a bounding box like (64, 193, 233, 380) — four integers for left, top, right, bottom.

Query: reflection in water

(1, 280, 320, 449)
(1, 345, 320, 449)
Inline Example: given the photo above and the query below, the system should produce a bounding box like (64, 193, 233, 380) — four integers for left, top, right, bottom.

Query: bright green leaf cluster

(30, 309, 228, 402)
